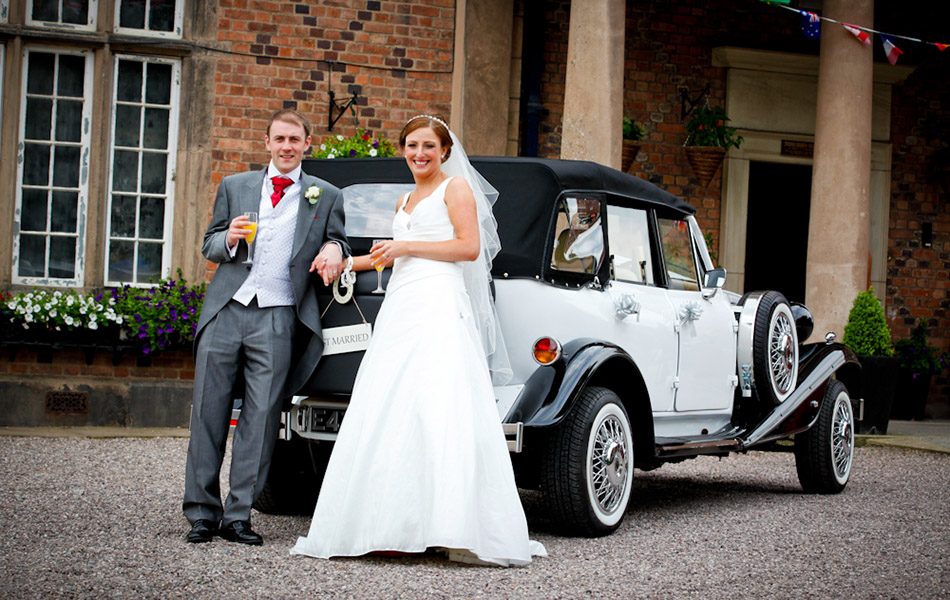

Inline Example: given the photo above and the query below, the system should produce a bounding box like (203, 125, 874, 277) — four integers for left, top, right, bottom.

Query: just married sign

(322, 323, 372, 355)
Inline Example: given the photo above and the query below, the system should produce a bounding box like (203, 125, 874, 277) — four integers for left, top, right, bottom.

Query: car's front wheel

(541, 386, 634, 537)
(794, 379, 854, 494)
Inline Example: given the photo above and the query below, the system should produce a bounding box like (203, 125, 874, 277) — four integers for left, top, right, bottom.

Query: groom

(183, 109, 349, 545)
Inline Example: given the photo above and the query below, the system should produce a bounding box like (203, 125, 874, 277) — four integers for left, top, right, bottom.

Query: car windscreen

(341, 183, 415, 239)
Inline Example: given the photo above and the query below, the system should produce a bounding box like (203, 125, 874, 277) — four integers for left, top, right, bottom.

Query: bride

(290, 115, 545, 566)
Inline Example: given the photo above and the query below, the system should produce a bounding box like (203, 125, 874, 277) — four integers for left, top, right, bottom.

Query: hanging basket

(622, 140, 641, 172)
(684, 146, 726, 187)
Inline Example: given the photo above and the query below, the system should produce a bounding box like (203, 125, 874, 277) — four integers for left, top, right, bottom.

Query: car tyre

(752, 291, 799, 405)
(794, 380, 854, 494)
(541, 386, 634, 537)
(253, 436, 322, 515)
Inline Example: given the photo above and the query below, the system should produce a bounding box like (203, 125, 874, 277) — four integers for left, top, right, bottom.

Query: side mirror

(702, 267, 727, 290)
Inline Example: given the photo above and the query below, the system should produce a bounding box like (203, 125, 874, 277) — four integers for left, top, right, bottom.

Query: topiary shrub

(842, 289, 893, 357)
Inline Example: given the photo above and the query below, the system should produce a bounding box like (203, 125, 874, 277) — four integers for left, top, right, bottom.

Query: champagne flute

(242, 212, 258, 265)
(372, 239, 387, 294)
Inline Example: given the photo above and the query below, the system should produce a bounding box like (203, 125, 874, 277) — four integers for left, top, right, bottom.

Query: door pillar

(560, 0, 625, 168)
(806, 0, 875, 339)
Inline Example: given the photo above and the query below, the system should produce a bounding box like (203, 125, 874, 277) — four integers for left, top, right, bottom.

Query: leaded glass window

(26, 0, 97, 30)
(14, 48, 93, 285)
(105, 55, 180, 285)
(115, 0, 182, 38)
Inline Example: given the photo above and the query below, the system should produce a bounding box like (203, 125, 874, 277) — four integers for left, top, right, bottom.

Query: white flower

(79, 306, 87, 314)
(115, 316, 124, 325)
(66, 296, 74, 306)
(320, 144, 327, 150)
(6, 301, 15, 310)
(88, 321, 98, 330)
(327, 153, 336, 159)
(336, 135, 344, 141)
(49, 309, 58, 318)
(305, 184, 322, 205)
(64, 316, 74, 326)
(53, 291, 62, 298)
(369, 148, 378, 157)
(89, 313, 97, 322)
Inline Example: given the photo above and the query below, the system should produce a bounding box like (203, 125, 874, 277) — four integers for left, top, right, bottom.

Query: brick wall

(206, 0, 457, 281)
(0, 348, 194, 381)
(887, 52, 950, 415)
(535, 1, 570, 160)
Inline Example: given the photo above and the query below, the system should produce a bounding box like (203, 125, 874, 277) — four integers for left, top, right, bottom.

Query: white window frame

(25, 0, 98, 31)
(13, 46, 95, 287)
(1, 0, 9, 24)
(113, 0, 184, 39)
(104, 54, 181, 287)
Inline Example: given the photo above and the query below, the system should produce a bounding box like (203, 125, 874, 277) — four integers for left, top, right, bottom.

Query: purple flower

(373, 139, 379, 148)
(349, 149, 357, 157)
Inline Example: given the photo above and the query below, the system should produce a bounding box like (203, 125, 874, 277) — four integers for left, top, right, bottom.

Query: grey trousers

(183, 298, 295, 526)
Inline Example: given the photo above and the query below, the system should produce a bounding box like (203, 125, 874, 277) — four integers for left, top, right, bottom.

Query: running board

(655, 437, 742, 458)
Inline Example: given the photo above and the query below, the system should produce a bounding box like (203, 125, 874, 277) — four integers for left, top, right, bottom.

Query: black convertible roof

(302, 156, 695, 278)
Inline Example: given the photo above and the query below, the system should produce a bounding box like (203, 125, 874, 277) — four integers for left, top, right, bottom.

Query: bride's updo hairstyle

(400, 115, 453, 163)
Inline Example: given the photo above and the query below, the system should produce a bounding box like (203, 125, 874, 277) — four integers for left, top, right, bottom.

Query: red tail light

(532, 336, 562, 365)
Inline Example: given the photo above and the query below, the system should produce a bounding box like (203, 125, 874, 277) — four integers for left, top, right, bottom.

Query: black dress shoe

(186, 519, 218, 544)
(219, 520, 263, 545)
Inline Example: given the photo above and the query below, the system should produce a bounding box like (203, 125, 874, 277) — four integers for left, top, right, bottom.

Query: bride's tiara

(407, 114, 450, 131)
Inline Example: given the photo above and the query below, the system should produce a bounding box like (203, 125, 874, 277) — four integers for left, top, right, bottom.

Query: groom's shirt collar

(266, 162, 302, 183)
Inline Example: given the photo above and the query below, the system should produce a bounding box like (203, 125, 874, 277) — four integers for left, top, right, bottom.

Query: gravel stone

(0, 437, 947, 599)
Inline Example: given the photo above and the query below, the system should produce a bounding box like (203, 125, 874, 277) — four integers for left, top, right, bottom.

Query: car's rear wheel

(541, 386, 634, 537)
(795, 380, 854, 494)
(253, 436, 323, 515)
(752, 291, 799, 405)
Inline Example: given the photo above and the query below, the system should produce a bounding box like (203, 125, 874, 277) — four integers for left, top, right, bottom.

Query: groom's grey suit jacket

(195, 169, 349, 395)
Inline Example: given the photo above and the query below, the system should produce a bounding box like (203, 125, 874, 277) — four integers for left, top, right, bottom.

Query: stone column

(805, 0, 874, 340)
(450, 0, 514, 155)
(560, 0, 625, 168)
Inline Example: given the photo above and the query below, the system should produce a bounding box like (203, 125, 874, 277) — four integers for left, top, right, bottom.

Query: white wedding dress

(290, 177, 545, 566)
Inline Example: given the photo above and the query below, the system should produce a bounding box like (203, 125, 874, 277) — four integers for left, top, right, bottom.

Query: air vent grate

(45, 391, 89, 414)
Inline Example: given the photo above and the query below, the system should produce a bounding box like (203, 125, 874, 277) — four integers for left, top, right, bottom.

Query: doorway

(743, 161, 812, 304)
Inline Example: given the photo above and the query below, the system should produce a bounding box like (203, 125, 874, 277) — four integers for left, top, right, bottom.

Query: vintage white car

(253, 156, 862, 537)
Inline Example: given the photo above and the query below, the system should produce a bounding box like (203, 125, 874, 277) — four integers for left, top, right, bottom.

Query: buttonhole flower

(305, 184, 322, 205)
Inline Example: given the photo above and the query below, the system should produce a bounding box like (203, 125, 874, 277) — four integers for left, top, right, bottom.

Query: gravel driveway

(1, 436, 947, 599)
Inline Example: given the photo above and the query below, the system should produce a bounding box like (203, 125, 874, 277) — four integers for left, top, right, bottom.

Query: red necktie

(271, 176, 293, 207)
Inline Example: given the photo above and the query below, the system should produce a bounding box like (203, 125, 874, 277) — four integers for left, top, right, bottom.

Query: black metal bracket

(326, 61, 359, 131)
(680, 83, 711, 123)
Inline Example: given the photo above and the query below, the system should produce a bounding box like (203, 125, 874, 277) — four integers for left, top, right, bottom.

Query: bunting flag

(843, 23, 871, 44)
(881, 35, 904, 65)
(800, 10, 820, 39)
(762, 1, 950, 62)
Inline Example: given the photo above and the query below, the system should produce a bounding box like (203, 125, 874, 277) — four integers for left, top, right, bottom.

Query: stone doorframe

(713, 47, 912, 300)
(720, 134, 892, 299)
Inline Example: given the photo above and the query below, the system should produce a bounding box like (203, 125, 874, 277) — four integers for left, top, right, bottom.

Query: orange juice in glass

(243, 212, 258, 264)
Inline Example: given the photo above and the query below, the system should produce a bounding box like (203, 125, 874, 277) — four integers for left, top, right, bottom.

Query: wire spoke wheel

(795, 379, 854, 494)
(590, 414, 628, 515)
(541, 386, 634, 536)
(752, 291, 799, 405)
